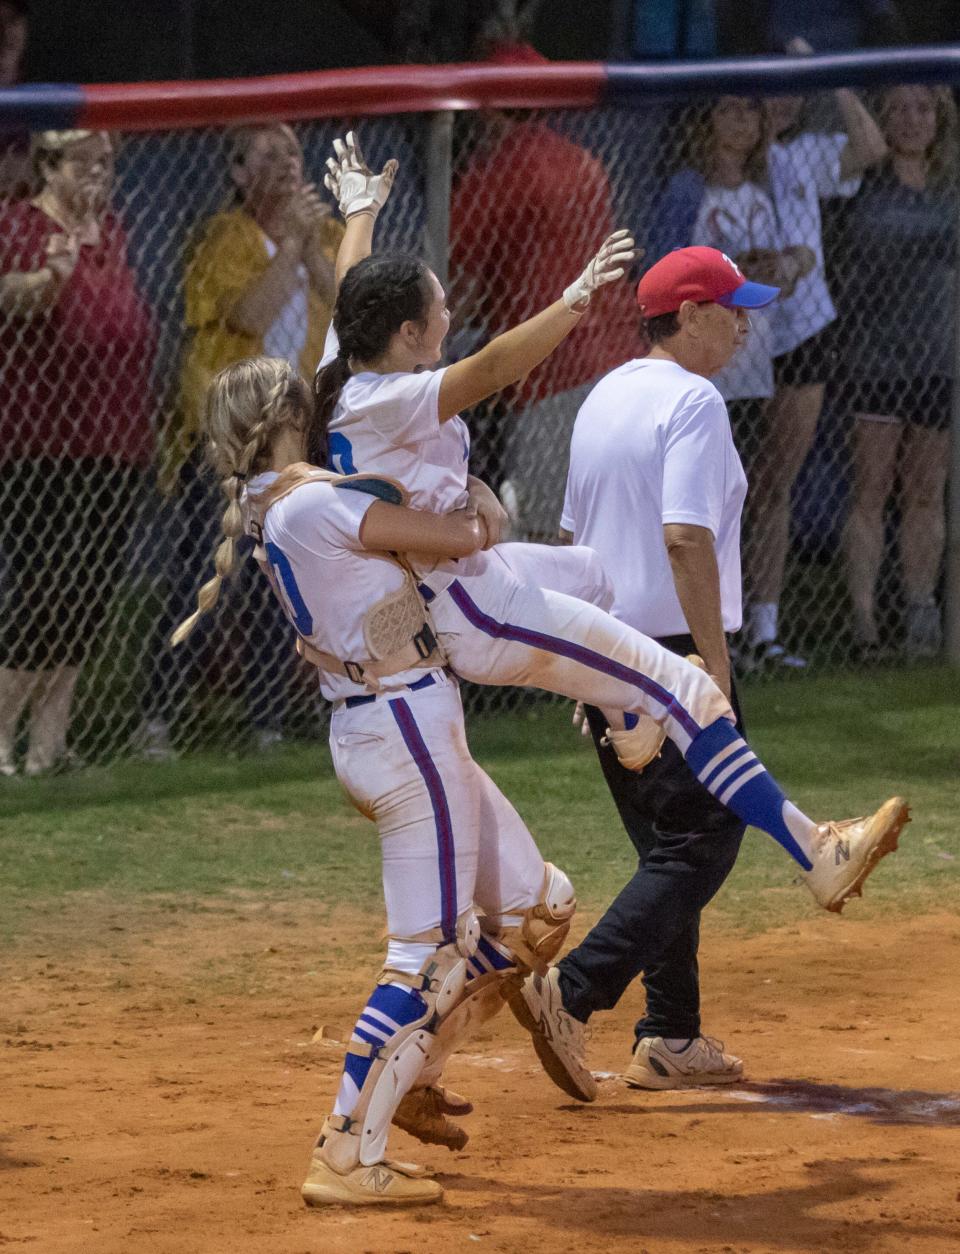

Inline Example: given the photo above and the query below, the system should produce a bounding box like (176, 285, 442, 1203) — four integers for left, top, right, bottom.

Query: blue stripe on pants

(390, 698, 459, 943)
(446, 579, 701, 740)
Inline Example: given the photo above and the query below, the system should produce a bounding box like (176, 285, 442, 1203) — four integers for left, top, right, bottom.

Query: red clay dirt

(3, 897, 960, 1254)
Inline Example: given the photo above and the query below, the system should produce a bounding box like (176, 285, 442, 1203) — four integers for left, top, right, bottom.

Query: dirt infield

(3, 897, 960, 1254)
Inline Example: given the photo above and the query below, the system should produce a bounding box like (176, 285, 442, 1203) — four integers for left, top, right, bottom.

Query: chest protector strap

(245, 462, 446, 691)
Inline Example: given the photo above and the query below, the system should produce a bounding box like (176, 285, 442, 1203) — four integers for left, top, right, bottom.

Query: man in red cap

(553, 246, 779, 1089)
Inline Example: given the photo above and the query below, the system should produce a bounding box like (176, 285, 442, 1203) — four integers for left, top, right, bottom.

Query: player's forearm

(335, 209, 376, 289)
(439, 302, 583, 421)
(663, 524, 730, 697)
(835, 89, 887, 179)
(360, 499, 483, 558)
(227, 242, 302, 337)
(0, 267, 60, 316)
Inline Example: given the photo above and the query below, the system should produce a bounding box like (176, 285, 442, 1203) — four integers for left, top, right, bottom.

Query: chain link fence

(0, 82, 956, 770)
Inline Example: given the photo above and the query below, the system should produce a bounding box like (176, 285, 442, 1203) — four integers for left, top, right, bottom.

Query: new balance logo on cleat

(361, 1166, 394, 1194)
(804, 797, 910, 913)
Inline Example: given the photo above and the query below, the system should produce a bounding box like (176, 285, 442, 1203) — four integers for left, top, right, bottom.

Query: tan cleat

(301, 1150, 443, 1208)
(507, 966, 597, 1102)
(393, 1083, 472, 1151)
(804, 796, 910, 913)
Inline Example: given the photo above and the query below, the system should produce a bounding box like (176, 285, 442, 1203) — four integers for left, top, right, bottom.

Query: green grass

(1, 664, 957, 944)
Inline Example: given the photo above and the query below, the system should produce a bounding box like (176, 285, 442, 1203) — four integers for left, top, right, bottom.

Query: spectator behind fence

(833, 85, 957, 661)
(450, 96, 637, 539)
(0, 129, 155, 775)
(648, 97, 821, 666)
(0, 0, 32, 199)
(140, 123, 344, 759)
(744, 44, 887, 669)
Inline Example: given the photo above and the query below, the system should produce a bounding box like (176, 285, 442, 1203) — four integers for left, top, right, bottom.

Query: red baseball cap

(636, 246, 779, 318)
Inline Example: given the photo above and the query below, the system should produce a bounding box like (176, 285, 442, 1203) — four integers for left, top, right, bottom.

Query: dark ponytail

(311, 252, 433, 462)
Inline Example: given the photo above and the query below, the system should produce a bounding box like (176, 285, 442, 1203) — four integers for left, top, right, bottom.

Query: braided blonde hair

(171, 357, 313, 646)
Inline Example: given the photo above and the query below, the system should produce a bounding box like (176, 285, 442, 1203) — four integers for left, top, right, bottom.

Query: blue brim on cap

(717, 280, 780, 310)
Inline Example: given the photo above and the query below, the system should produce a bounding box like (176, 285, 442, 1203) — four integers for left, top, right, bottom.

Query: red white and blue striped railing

(2, 47, 960, 132)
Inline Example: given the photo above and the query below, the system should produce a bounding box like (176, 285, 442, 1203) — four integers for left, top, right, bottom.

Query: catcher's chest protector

(245, 462, 446, 688)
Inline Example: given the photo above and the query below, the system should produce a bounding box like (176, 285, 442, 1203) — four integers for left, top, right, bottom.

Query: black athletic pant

(557, 633, 745, 1043)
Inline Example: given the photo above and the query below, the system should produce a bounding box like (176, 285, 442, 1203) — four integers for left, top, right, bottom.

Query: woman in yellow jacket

(180, 123, 343, 448)
(143, 124, 342, 760)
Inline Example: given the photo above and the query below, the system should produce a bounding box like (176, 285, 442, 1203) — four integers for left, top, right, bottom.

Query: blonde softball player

(309, 134, 908, 924)
(173, 357, 592, 1208)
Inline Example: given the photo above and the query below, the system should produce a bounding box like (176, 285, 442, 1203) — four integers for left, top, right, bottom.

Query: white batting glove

(563, 229, 636, 311)
(324, 131, 399, 220)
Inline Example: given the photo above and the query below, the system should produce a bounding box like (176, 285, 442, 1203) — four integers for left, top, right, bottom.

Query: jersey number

(264, 541, 313, 636)
(328, 432, 357, 475)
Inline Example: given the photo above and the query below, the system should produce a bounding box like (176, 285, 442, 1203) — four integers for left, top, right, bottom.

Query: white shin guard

(323, 911, 481, 1172)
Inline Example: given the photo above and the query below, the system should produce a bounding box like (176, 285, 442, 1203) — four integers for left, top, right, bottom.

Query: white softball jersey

(561, 358, 748, 640)
(323, 326, 472, 519)
(245, 470, 436, 703)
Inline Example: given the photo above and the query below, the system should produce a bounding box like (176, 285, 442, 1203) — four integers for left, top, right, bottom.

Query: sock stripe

(718, 762, 767, 808)
(359, 1006, 402, 1033)
(353, 1024, 388, 1048)
(477, 935, 514, 971)
(695, 737, 746, 786)
(703, 745, 754, 792)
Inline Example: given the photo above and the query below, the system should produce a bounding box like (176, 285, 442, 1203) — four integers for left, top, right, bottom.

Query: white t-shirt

(561, 358, 747, 638)
(262, 237, 309, 367)
(321, 324, 471, 516)
(691, 182, 780, 401)
(245, 471, 430, 702)
(768, 132, 860, 356)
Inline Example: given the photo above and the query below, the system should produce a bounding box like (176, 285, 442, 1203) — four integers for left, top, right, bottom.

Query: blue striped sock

(685, 717, 814, 870)
(466, 934, 516, 982)
(333, 981, 426, 1119)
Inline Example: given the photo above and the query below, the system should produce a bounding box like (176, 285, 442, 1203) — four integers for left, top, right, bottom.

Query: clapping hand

(44, 233, 80, 286)
(284, 183, 330, 248)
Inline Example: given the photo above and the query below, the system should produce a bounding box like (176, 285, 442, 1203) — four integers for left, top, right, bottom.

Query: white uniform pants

(330, 671, 546, 942)
(422, 548, 731, 755)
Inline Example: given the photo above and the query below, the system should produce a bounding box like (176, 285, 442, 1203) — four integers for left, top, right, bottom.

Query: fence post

(424, 110, 453, 288)
(947, 210, 960, 664)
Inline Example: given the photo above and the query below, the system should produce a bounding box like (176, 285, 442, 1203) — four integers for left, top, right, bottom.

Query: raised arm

(325, 132, 398, 289)
(834, 87, 887, 180)
(437, 230, 636, 421)
(784, 38, 887, 180)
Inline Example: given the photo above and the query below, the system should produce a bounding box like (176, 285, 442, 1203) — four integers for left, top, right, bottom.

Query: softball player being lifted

(173, 359, 591, 1207)
(313, 133, 908, 926)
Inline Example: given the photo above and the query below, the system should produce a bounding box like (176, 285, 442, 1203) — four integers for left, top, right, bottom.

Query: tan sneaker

(804, 797, 910, 913)
(625, 1035, 743, 1090)
(394, 1084, 472, 1151)
(301, 1151, 443, 1207)
(506, 966, 597, 1102)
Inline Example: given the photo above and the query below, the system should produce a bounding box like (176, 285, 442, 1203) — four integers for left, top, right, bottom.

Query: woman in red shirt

(0, 129, 155, 774)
